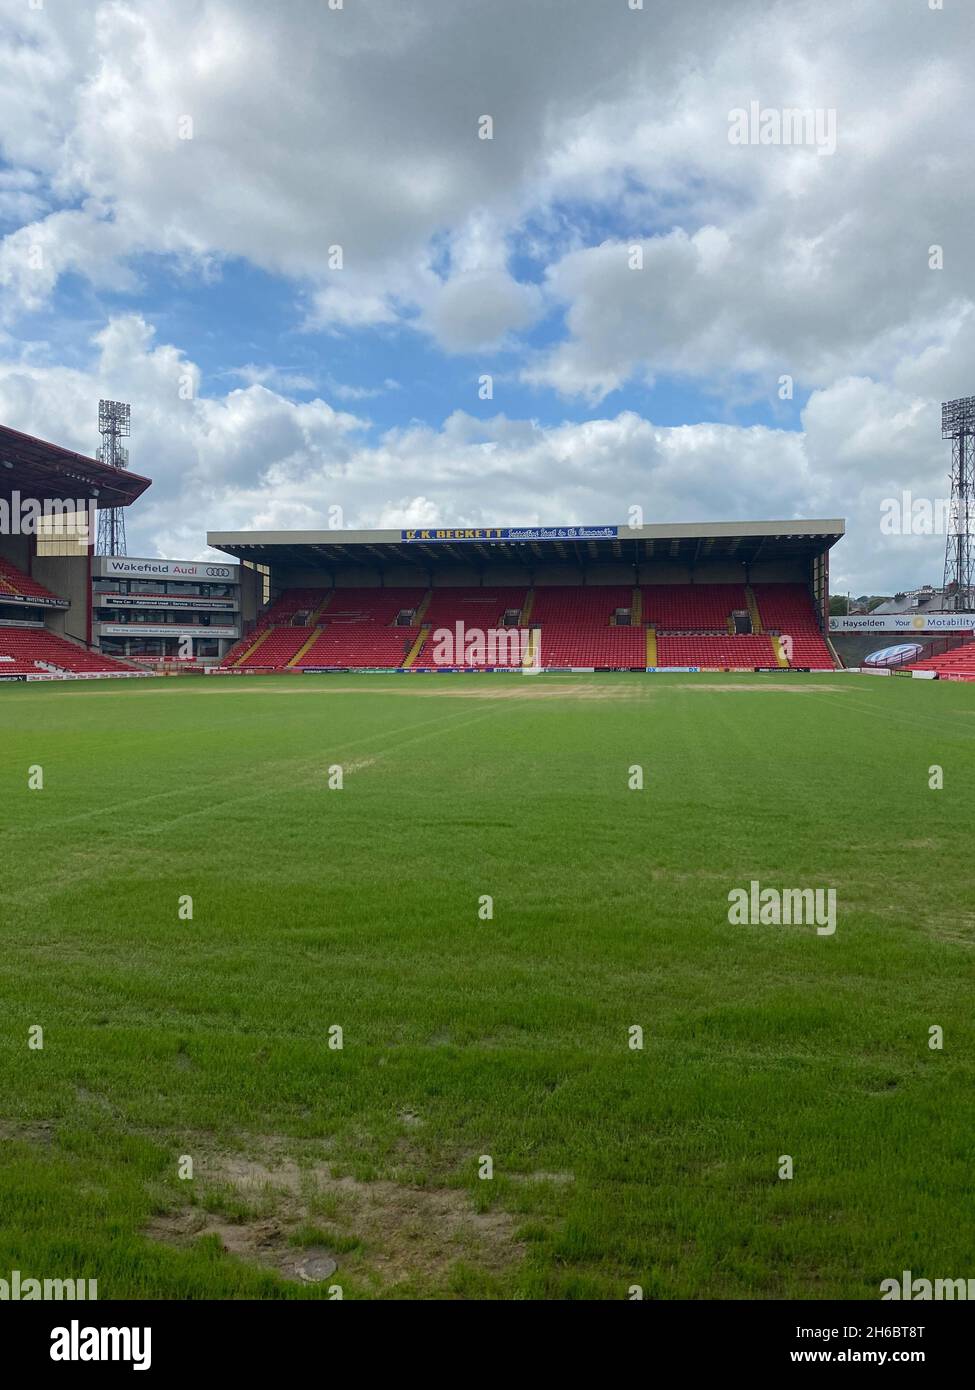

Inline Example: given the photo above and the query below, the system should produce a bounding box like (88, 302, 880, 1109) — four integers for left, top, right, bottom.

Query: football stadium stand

(0, 421, 152, 679)
(0, 555, 63, 604)
(206, 520, 843, 673)
(905, 638, 975, 679)
(0, 626, 138, 675)
(0, 428, 860, 681)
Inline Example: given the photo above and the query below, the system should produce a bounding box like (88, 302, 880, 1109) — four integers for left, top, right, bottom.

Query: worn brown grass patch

(146, 1145, 524, 1291)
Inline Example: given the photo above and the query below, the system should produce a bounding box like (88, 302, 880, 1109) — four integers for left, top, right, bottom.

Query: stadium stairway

(287, 628, 323, 667)
(308, 592, 333, 624)
(241, 626, 316, 668)
(402, 625, 430, 669)
(412, 590, 433, 627)
(746, 585, 763, 633)
(646, 626, 657, 666)
(233, 625, 275, 666)
(293, 625, 420, 668)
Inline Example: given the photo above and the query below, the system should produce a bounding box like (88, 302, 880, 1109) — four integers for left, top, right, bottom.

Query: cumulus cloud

(0, 1, 969, 595)
(3, 0, 971, 373)
(423, 270, 543, 353)
(0, 314, 953, 593)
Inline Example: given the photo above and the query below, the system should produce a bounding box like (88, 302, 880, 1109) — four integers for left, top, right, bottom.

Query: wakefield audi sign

(94, 558, 237, 582)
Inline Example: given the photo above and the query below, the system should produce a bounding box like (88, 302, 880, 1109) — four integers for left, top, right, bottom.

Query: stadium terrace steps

(656, 634, 781, 668)
(265, 588, 331, 622)
(216, 582, 837, 671)
(412, 590, 433, 626)
(239, 626, 315, 668)
(749, 583, 818, 633)
(0, 625, 137, 674)
(287, 628, 324, 667)
(0, 556, 62, 603)
(906, 638, 975, 678)
(746, 585, 763, 633)
(749, 583, 836, 669)
(419, 587, 529, 631)
(308, 592, 333, 624)
(642, 584, 748, 631)
(324, 587, 427, 626)
(402, 625, 430, 669)
(233, 625, 274, 666)
(294, 625, 420, 668)
(656, 633, 835, 670)
(530, 586, 632, 625)
(771, 635, 790, 667)
(536, 624, 646, 668)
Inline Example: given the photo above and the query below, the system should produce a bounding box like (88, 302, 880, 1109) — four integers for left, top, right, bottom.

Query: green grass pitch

(1, 671, 973, 1300)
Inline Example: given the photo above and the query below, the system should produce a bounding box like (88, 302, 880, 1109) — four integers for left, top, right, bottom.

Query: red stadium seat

(0, 625, 138, 674)
(905, 638, 975, 678)
(0, 556, 63, 604)
(215, 582, 836, 671)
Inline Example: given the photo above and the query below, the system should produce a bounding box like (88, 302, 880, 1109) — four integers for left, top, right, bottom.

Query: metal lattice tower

(95, 399, 131, 556)
(941, 397, 975, 612)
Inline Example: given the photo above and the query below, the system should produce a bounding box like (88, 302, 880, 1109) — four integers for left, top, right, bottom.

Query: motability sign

(400, 526, 619, 543)
(829, 614, 975, 632)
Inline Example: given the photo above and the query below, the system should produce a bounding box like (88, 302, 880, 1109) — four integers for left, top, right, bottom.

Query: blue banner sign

(400, 526, 619, 543)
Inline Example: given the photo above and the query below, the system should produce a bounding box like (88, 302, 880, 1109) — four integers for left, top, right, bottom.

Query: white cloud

(12, 0, 967, 373)
(0, 313, 954, 593)
(0, 0, 970, 597)
(423, 270, 542, 353)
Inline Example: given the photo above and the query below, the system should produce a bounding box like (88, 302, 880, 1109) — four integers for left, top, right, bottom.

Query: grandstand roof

(0, 423, 151, 508)
(208, 518, 845, 570)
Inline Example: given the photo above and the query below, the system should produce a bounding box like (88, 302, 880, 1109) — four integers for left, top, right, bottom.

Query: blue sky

(1, 0, 972, 592)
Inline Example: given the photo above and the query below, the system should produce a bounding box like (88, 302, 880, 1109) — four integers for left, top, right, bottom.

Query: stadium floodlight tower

(96, 399, 131, 556)
(941, 396, 975, 612)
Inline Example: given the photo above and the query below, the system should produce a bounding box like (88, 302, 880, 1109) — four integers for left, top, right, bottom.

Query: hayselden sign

(401, 526, 619, 543)
(94, 558, 237, 582)
(830, 614, 975, 633)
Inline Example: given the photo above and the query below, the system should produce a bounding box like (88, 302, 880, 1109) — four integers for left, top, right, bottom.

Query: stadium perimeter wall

(31, 553, 90, 643)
